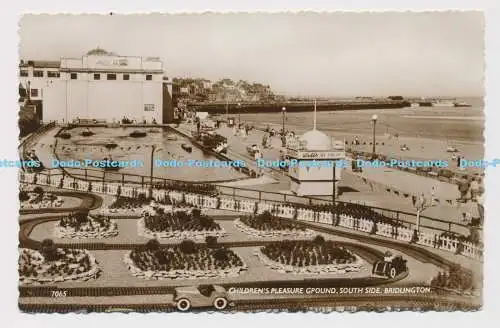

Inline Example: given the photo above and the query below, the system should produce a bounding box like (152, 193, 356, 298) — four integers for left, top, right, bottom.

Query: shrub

(411, 229, 419, 243)
(313, 235, 326, 245)
(191, 208, 202, 218)
(40, 239, 58, 261)
(33, 186, 44, 195)
(73, 211, 89, 224)
(19, 191, 30, 202)
(146, 239, 161, 251)
(205, 236, 218, 248)
(179, 240, 197, 254)
(213, 248, 229, 262)
(137, 193, 148, 202)
(430, 265, 475, 292)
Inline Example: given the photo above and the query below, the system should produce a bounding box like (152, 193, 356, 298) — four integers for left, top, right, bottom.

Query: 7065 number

(51, 290, 68, 297)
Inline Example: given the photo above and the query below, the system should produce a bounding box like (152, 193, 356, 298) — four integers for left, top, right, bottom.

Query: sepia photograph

(16, 12, 484, 313)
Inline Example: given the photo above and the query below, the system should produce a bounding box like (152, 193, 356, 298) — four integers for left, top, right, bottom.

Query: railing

(18, 121, 57, 158)
(23, 167, 474, 238)
(19, 170, 482, 261)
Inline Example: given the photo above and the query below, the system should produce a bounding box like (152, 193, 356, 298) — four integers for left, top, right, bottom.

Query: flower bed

(19, 190, 64, 209)
(234, 211, 314, 238)
(106, 196, 152, 214)
(293, 202, 404, 227)
(124, 242, 246, 280)
(430, 265, 477, 294)
(106, 196, 192, 215)
(19, 247, 100, 285)
(54, 212, 118, 239)
(152, 181, 218, 196)
(137, 209, 226, 240)
(257, 238, 364, 275)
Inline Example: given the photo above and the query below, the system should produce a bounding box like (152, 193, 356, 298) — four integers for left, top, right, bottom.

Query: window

(70, 73, 78, 80)
(30, 89, 38, 97)
(107, 74, 117, 80)
(47, 71, 60, 78)
(146, 74, 152, 81)
(123, 74, 130, 81)
(94, 73, 101, 80)
(144, 104, 155, 111)
(20, 70, 28, 77)
(33, 70, 44, 77)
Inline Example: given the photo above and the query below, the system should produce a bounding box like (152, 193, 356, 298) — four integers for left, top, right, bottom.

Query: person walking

(262, 132, 269, 149)
(470, 178, 480, 201)
(196, 116, 201, 134)
(254, 147, 263, 177)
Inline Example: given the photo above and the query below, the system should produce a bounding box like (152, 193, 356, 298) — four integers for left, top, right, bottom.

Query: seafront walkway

(24, 123, 480, 231)
(183, 123, 462, 200)
(171, 123, 478, 227)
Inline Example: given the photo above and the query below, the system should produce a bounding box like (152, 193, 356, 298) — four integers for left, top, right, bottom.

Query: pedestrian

(241, 125, 247, 140)
(470, 178, 479, 201)
(458, 180, 470, 202)
(254, 148, 263, 177)
(196, 117, 201, 134)
(262, 132, 269, 148)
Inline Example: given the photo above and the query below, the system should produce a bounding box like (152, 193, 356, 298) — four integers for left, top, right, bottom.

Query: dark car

(372, 254, 408, 279)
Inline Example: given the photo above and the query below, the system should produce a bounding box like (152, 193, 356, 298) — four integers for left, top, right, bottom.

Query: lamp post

(332, 159, 336, 224)
(371, 114, 378, 159)
(281, 107, 286, 147)
(413, 188, 437, 232)
(149, 145, 163, 199)
(237, 103, 241, 126)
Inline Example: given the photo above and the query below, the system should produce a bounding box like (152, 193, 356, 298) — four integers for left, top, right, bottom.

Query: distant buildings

(172, 77, 277, 103)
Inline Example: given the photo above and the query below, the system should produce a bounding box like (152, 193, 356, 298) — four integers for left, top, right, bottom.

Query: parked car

(372, 254, 408, 279)
(447, 146, 459, 153)
(173, 285, 233, 311)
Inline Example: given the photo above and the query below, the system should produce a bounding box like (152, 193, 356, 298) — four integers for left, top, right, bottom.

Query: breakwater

(188, 101, 409, 114)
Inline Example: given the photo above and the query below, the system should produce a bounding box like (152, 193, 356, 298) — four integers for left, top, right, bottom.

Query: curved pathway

(18, 188, 480, 309)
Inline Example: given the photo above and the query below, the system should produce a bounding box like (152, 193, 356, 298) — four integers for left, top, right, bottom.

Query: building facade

(19, 50, 170, 123)
(287, 129, 345, 196)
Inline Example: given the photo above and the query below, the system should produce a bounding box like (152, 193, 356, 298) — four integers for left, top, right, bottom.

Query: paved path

(350, 166, 460, 200)
(171, 123, 480, 224)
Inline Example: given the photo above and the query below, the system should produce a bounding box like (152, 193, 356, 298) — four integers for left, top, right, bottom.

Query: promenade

(23, 123, 481, 229)
(171, 122, 479, 227)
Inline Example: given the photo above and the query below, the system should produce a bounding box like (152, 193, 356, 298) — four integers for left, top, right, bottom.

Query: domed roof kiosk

(286, 100, 345, 198)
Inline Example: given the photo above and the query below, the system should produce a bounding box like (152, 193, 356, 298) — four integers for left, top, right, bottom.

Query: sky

(18, 12, 484, 98)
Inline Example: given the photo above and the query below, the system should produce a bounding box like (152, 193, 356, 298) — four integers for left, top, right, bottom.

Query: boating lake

(54, 127, 247, 182)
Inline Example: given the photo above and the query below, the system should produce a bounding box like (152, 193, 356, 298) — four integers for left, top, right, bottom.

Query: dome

(299, 129, 332, 151)
(86, 48, 115, 56)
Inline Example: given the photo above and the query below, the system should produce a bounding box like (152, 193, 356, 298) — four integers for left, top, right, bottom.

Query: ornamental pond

(54, 127, 247, 182)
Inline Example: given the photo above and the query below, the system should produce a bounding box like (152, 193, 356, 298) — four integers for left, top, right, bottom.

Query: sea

(235, 97, 484, 143)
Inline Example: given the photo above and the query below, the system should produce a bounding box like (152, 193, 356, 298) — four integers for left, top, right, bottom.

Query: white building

(286, 102, 345, 196)
(19, 49, 168, 123)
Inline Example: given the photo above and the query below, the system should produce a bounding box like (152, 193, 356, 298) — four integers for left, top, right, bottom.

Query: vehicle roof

(174, 285, 225, 293)
(175, 286, 199, 293)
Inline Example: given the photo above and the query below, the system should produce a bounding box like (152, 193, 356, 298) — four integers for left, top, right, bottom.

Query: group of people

(24, 149, 44, 172)
(232, 123, 252, 139)
(458, 177, 483, 203)
(119, 116, 157, 125)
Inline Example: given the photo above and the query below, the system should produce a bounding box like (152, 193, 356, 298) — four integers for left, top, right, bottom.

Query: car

(372, 254, 408, 279)
(173, 285, 233, 311)
(446, 146, 459, 153)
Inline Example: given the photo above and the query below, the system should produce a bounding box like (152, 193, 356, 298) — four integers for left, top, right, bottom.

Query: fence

(19, 170, 483, 261)
(23, 167, 473, 237)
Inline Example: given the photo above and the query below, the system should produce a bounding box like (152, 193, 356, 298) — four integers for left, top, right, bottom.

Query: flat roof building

(19, 49, 172, 123)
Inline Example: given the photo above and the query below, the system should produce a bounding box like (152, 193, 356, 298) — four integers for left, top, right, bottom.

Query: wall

(21, 55, 164, 123)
